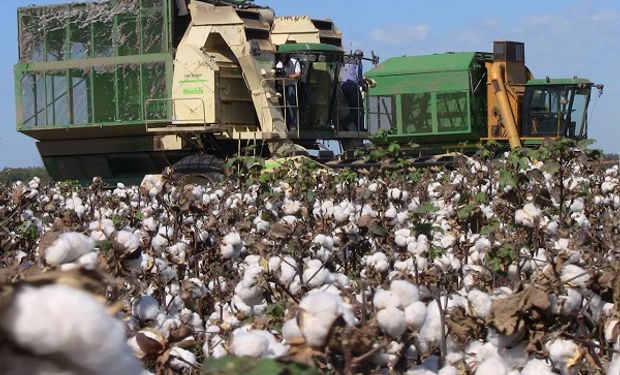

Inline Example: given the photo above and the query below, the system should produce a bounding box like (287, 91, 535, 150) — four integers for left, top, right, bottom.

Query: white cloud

(370, 24, 429, 46)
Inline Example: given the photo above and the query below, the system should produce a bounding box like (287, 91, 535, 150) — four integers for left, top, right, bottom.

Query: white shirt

(284, 58, 301, 77)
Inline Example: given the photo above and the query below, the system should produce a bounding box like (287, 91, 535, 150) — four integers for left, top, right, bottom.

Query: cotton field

(0, 145, 619, 374)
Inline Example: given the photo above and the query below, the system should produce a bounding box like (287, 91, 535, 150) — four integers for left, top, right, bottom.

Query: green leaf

(415, 201, 439, 214)
(457, 204, 477, 220)
(499, 170, 517, 189)
(474, 192, 489, 204)
(577, 139, 595, 150)
(305, 191, 315, 203)
(541, 161, 561, 175)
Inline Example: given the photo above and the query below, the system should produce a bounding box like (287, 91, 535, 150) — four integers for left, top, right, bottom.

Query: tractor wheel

(172, 154, 225, 185)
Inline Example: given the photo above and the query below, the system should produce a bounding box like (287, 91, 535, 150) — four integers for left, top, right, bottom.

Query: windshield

(521, 85, 591, 139)
(295, 53, 342, 129)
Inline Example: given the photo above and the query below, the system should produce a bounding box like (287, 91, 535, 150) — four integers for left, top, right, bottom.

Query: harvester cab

(521, 79, 594, 140)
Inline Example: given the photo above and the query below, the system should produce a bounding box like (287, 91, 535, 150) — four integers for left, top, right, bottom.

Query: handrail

(260, 77, 300, 136)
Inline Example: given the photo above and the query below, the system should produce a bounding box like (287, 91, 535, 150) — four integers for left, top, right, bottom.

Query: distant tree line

(0, 167, 52, 185)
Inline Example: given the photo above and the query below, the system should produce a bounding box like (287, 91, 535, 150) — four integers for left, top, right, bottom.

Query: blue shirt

(341, 62, 364, 86)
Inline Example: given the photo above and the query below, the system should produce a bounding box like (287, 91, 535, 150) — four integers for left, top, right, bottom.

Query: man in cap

(340, 49, 366, 131)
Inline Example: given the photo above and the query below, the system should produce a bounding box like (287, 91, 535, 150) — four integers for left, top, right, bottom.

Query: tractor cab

(521, 79, 596, 140)
(275, 43, 345, 134)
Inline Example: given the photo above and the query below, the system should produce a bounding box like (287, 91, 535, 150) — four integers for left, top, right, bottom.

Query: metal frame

(15, 0, 174, 132)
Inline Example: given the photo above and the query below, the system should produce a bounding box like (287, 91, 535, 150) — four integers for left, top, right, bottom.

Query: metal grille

(402, 93, 432, 134)
(16, 0, 171, 129)
(436, 91, 469, 131)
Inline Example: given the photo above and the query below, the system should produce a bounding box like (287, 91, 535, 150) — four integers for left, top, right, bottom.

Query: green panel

(527, 78, 592, 86)
(436, 92, 469, 132)
(70, 68, 92, 125)
(402, 93, 432, 134)
(143, 62, 169, 120)
(45, 22, 66, 62)
(70, 23, 91, 59)
(366, 52, 491, 78)
(117, 15, 141, 56)
(15, 0, 174, 131)
(93, 21, 114, 58)
(93, 66, 117, 123)
(45, 70, 70, 126)
(118, 64, 142, 121)
(369, 70, 471, 96)
(277, 43, 342, 53)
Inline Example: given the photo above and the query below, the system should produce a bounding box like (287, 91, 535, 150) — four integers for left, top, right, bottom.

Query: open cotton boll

(560, 264, 590, 288)
(133, 295, 160, 322)
(377, 308, 407, 338)
(169, 347, 197, 370)
(231, 331, 270, 357)
(282, 318, 303, 341)
(44, 232, 96, 266)
(475, 356, 508, 375)
(221, 232, 243, 259)
(418, 300, 442, 351)
(405, 301, 427, 330)
(0, 284, 142, 375)
(546, 339, 579, 374)
(390, 279, 419, 308)
(115, 230, 141, 254)
(521, 358, 555, 375)
(298, 291, 352, 347)
(373, 289, 401, 309)
(467, 289, 492, 320)
(514, 202, 541, 227)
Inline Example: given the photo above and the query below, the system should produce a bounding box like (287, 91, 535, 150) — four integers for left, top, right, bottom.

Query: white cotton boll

(474, 237, 491, 253)
(559, 288, 583, 316)
(221, 232, 243, 259)
(116, 230, 140, 253)
(268, 256, 282, 273)
(546, 339, 579, 374)
(395, 234, 409, 247)
(390, 279, 419, 307)
(602, 181, 616, 193)
(303, 264, 330, 288)
(298, 291, 348, 347)
(476, 356, 508, 375)
(169, 347, 197, 370)
(373, 289, 401, 309)
(133, 295, 160, 322)
(405, 301, 427, 330)
(605, 320, 620, 344)
(467, 289, 492, 320)
(419, 300, 442, 350)
(44, 232, 96, 266)
(231, 331, 269, 357)
(521, 358, 555, 375)
(561, 264, 590, 288)
(438, 365, 458, 375)
(377, 308, 407, 338)
(280, 256, 297, 284)
(0, 284, 142, 375)
(77, 251, 98, 267)
(282, 318, 303, 341)
(332, 206, 349, 223)
(142, 217, 158, 232)
(385, 206, 398, 219)
(569, 197, 584, 213)
(515, 203, 541, 227)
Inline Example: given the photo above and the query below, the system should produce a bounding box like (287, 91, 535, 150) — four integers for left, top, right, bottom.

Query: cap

(354, 49, 364, 57)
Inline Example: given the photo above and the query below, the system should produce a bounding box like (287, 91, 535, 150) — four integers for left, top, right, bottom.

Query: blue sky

(1, 0, 618, 167)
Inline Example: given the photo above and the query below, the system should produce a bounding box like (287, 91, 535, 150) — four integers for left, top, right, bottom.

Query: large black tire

(172, 154, 225, 184)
